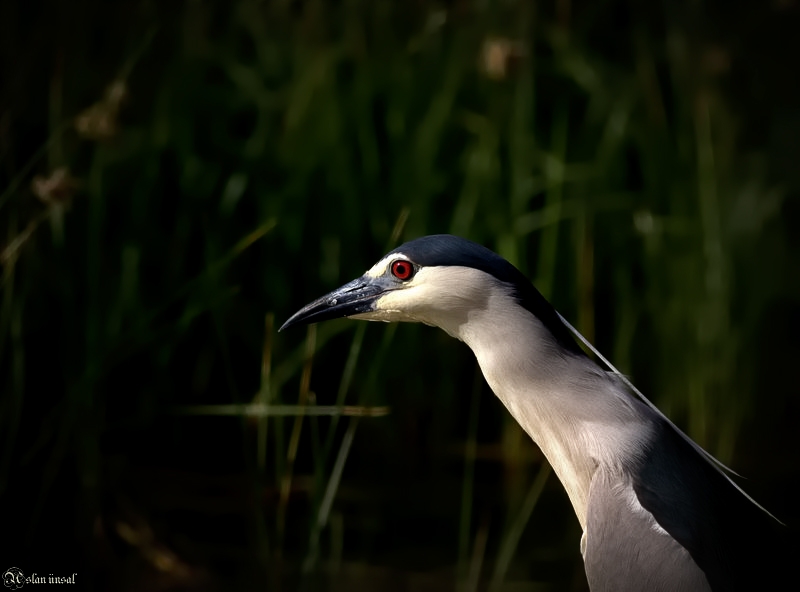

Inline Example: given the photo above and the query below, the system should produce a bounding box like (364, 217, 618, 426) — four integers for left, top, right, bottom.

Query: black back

(632, 419, 791, 590)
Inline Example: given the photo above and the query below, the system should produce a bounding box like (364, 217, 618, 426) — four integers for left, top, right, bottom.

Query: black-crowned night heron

(280, 234, 787, 591)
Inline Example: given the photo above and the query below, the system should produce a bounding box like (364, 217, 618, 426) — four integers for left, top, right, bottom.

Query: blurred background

(1, 0, 799, 590)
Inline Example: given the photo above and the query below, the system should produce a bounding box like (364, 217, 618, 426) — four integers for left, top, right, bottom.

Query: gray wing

(583, 468, 711, 592)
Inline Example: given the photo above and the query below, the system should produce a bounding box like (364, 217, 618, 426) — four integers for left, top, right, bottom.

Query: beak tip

(279, 276, 382, 333)
(277, 317, 297, 332)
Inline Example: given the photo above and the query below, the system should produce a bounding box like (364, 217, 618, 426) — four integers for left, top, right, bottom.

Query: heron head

(279, 239, 491, 335)
(279, 235, 582, 353)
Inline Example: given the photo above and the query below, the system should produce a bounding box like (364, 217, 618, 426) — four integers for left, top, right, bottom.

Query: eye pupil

(391, 260, 413, 280)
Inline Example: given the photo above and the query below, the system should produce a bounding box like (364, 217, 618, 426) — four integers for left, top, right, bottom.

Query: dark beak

(279, 276, 387, 331)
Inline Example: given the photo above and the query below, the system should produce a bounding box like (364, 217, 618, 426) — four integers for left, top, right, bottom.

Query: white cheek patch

(369, 266, 485, 338)
(373, 267, 437, 310)
(367, 268, 434, 321)
(373, 288, 407, 311)
(364, 252, 410, 279)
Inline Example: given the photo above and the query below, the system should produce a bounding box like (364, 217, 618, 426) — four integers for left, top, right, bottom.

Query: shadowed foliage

(1, 1, 799, 590)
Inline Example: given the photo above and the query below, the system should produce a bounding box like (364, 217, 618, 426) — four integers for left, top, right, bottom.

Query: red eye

(390, 259, 414, 280)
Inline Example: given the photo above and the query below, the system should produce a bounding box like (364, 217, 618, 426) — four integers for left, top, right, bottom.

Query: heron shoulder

(630, 419, 790, 590)
(584, 467, 711, 591)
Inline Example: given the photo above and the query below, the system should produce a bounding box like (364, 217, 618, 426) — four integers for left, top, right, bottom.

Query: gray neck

(453, 287, 654, 529)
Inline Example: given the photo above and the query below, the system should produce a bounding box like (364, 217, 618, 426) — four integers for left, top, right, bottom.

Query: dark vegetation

(1, 1, 799, 590)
